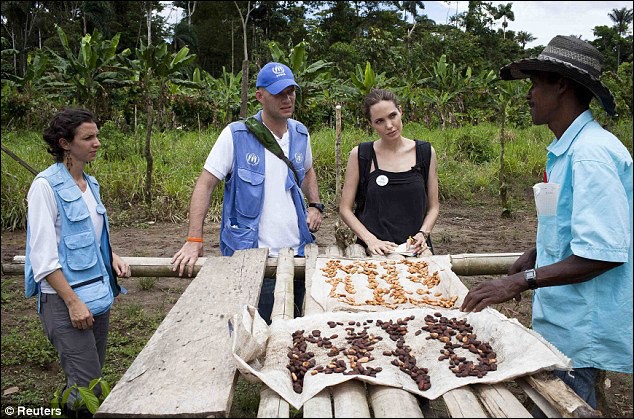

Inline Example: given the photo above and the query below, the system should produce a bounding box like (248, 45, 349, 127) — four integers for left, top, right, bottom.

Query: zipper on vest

(70, 276, 104, 289)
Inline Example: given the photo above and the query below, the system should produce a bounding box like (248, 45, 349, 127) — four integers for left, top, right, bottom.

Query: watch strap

(308, 203, 324, 213)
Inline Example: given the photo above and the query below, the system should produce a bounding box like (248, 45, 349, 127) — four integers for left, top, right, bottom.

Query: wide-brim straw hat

(499, 35, 616, 116)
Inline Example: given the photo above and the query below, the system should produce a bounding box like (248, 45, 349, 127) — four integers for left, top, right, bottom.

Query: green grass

(0, 279, 166, 411)
(2, 121, 632, 230)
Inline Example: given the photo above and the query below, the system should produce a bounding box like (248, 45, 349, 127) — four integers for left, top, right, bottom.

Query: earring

(65, 150, 72, 169)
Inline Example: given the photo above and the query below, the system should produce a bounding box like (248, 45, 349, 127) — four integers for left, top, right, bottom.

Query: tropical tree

(492, 3, 515, 39)
(268, 40, 333, 126)
(609, 7, 634, 67)
(131, 41, 197, 203)
(234, 0, 257, 118)
(396, 1, 425, 23)
(516, 31, 536, 49)
(493, 79, 527, 215)
(193, 66, 242, 125)
(48, 26, 133, 118)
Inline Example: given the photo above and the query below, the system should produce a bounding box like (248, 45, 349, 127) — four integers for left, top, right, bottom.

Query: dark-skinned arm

(460, 254, 622, 313)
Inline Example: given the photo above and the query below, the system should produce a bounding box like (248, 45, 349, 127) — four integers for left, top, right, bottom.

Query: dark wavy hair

(43, 108, 96, 162)
(362, 89, 400, 122)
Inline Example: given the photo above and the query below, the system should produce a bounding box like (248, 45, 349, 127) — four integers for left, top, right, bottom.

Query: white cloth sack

(231, 305, 571, 410)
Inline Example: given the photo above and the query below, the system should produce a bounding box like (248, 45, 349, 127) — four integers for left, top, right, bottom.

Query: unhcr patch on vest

(246, 153, 260, 165)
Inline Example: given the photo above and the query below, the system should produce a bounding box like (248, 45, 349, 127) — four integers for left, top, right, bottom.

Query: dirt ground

(1, 200, 632, 417)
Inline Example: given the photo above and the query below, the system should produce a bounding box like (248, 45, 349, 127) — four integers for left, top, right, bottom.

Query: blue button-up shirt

(534, 110, 633, 373)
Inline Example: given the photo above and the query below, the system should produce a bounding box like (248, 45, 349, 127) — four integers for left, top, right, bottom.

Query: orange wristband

(186, 237, 203, 243)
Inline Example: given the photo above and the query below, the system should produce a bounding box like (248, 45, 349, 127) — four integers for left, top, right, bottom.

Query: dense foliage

(1, 1, 632, 132)
(1, 2, 632, 229)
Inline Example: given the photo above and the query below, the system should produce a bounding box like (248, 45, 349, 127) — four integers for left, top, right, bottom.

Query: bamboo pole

(3, 253, 521, 278)
(335, 104, 342, 207)
(258, 248, 294, 418)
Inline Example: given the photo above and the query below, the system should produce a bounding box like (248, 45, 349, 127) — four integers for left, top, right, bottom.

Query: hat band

(541, 45, 602, 73)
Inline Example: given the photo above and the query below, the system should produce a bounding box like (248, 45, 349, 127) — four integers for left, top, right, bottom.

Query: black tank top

(357, 143, 428, 246)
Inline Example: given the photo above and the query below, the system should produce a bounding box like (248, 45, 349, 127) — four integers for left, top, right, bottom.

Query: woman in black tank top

(339, 89, 440, 256)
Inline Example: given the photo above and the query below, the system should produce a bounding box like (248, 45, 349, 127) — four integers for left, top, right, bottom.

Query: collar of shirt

(546, 109, 594, 158)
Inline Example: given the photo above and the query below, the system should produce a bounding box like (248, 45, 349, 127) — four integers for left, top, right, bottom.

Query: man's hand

(460, 275, 525, 312)
(306, 207, 322, 232)
(171, 241, 203, 277)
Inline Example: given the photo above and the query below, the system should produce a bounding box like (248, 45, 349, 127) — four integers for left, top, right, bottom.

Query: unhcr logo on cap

(256, 62, 300, 95)
(272, 65, 286, 77)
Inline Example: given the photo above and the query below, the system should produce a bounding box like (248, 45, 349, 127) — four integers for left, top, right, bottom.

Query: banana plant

(125, 41, 197, 204)
(194, 66, 242, 125)
(420, 54, 495, 127)
(267, 40, 333, 123)
(48, 26, 133, 115)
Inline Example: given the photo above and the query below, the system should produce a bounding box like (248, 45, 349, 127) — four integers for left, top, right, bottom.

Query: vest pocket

(221, 222, 257, 255)
(235, 168, 264, 218)
(58, 187, 90, 222)
(72, 277, 113, 316)
(64, 231, 98, 270)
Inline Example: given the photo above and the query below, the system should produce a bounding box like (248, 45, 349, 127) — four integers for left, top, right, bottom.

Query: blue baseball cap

(256, 62, 299, 95)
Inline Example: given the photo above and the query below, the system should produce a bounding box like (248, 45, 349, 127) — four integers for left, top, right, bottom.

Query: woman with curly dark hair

(24, 108, 130, 415)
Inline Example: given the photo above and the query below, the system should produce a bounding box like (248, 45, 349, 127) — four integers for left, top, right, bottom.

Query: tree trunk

(144, 77, 154, 205)
(499, 108, 509, 215)
(240, 59, 249, 119)
(335, 105, 342, 207)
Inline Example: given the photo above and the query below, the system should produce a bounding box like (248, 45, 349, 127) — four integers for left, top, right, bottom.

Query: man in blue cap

(171, 62, 323, 323)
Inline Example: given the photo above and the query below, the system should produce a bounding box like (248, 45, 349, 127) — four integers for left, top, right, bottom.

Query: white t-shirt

(27, 177, 103, 293)
(204, 124, 313, 256)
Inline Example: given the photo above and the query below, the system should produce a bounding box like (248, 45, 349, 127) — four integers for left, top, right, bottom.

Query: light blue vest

(220, 111, 314, 256)
(24, 163, 125, 314)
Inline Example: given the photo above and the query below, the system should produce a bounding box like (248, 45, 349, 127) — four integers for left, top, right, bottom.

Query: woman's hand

(365, 237, 397, 256)
(112, 253, 131, 277)
(408, 231, 430, 256)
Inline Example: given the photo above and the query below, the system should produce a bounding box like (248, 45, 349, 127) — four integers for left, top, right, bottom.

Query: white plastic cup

(533, 182, 560, 216)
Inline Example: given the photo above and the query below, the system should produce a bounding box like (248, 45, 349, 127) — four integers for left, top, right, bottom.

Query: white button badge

(376, 175, 389, 186)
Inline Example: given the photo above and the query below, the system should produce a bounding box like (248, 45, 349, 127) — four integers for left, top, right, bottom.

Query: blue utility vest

(24, 163, 125, 314)
(220, 111, 314, 256)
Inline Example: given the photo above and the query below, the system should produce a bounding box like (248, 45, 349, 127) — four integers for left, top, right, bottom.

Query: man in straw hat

(461, 35, 632, 410)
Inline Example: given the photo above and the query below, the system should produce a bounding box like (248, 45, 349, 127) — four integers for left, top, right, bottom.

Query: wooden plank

(326, 245, 371, 418)
(517, 372, 602, 418)
(346, 243, 425, 418)
(332, 380, 371, 418)
(303, 244, 322, 316)
(368, 385, 423, 418)
(302, 244, 335, 418)
(474, 383, 532, 418)
(303, 389, 333, 419)
(516, 378, 561, 418)
(258, 385, 291, 418)
(345, 243, 367, 258)
(323, 245, 344, 258)
(271, 248, 295, 322)
(95, 248, 269, 418)
(258, 248, 295, 418)
(442, 386, 488, 418)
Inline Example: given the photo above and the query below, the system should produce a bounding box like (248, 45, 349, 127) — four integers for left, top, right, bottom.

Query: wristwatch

(523, 269, 538, 289)
(308, 203, 325, 213)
